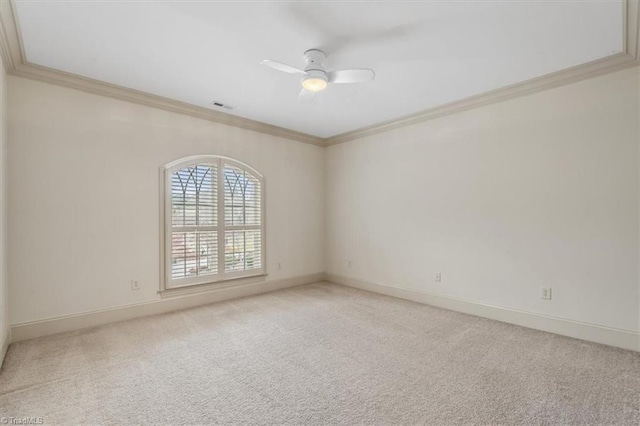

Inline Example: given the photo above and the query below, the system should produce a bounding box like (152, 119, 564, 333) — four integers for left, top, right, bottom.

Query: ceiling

(14, 1, 624, 139)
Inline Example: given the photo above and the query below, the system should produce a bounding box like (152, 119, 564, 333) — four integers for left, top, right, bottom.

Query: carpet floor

(1, 282, 639, 425)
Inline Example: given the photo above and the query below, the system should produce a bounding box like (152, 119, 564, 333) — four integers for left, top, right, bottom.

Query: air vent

(209, 101, 235, 110)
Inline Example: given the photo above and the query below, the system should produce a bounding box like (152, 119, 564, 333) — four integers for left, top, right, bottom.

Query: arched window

(162, 156, 265, 290)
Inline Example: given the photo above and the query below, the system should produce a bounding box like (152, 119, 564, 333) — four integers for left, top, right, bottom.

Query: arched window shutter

(163, 156, 265, 290)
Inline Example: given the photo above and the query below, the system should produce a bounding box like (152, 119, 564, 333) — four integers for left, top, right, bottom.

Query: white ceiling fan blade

(328, 69, 375, 84)
(260, 59, 306, 75)
(298, 88, 316, 104)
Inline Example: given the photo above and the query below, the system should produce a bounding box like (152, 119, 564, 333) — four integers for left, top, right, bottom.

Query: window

(162, 156, 265, 290)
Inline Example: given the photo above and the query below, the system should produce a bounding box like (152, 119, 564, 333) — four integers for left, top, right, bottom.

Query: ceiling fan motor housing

(304, 69, 327, 81)
(302, 49, 328, 92)
(303, 49, 327, 71)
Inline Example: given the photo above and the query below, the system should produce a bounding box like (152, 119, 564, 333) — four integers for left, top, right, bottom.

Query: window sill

(158, 274, 268, 299)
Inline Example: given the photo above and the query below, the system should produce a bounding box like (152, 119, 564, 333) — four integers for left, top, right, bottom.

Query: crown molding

(0, 0, 20, 73)
(325, 53, 638, 146)
(0, 1, 638, 148)
(324, 0, 640, 146)
(0, 1, 327, 147)
(625, 0, 640, 60)
(11, 61, 327, 146)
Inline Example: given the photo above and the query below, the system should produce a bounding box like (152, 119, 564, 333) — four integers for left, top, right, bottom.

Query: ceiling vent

(209, 101, 235, 110)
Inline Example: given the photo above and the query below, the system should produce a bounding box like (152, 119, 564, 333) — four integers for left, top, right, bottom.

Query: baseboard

(0, 327, 10, 368)
(11, 273, 323, 342)
(325, 273, 640, 352)
(11, 272, 639, 352)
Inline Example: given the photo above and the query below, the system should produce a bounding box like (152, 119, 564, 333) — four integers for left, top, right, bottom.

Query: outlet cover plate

(540, 287, 552, 300)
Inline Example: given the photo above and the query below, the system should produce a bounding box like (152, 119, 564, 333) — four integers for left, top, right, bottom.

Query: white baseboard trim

(0, 327, 10, 368)
(325, 273, 640, 352)
(11, 273, 323, 343)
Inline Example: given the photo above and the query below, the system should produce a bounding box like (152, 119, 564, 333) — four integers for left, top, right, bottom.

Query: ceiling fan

(260, 49, 375, 102)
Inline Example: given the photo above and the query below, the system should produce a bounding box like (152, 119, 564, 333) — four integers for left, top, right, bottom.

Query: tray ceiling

(14, 0, 624, 139)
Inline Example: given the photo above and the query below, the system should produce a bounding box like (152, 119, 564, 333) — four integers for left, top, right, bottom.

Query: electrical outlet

(435, 272, 442, 283)
(277, 262, 282, 270)
(347, 260, 352, 269)
(131, 280, 140, 291)
(540, 287, 552, 300)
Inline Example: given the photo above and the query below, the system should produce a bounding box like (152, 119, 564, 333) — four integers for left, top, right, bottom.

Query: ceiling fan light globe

(302, 76, 328, 92)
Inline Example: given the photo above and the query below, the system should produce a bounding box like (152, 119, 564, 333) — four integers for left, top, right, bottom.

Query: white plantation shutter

(223, 163, 262, 273)
(163, 156, 265, 289)
(170, 164, 218, 280)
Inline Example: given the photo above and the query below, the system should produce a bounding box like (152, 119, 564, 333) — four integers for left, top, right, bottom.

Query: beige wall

(7, 76, 325, 325)
(0, 55, 7, 345)
(6, 65, 640, 341)
(326, 67, 639, 333)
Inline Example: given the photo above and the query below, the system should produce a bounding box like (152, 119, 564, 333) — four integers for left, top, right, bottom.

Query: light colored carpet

(1, 282, 639, 425)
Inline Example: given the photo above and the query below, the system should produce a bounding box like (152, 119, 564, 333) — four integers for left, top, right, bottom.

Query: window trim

(160, 155, 266, 292)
